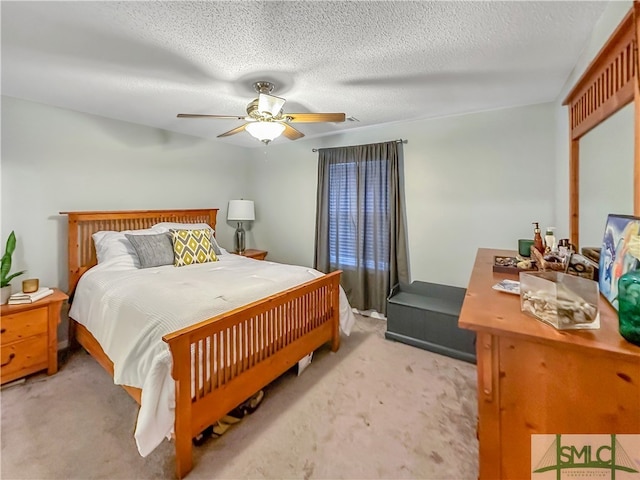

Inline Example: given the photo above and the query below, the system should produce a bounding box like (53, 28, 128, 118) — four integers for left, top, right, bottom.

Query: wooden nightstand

(1, 288, 68, 385)
(235, 249, 268, 261)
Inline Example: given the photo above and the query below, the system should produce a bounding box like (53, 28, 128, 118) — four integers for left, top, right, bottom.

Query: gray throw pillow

(210, 235, 222, 256)
(125, 233, 174, 268)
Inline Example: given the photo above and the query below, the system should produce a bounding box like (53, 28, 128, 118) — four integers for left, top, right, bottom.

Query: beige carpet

(1, 315, 478, 479)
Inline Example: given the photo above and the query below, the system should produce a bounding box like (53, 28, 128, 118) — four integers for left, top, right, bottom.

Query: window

(327, 159, 389, 271)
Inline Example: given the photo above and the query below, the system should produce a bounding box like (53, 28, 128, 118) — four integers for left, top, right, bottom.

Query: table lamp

(227, 199, 255, 254)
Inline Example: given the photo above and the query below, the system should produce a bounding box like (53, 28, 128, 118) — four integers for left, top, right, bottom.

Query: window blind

(328, 160, 389, 271)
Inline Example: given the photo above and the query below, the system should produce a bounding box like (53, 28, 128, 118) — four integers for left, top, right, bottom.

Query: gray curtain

(314, 140, 409, 314)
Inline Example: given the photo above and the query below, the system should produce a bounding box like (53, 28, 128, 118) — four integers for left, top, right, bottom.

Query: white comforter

(69, 252, 355, 456)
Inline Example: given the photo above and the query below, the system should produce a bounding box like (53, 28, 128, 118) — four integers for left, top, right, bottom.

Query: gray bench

(385, 281, 476, 363)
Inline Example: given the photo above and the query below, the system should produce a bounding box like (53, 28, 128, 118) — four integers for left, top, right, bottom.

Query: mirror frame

(563, 6, 640, 249)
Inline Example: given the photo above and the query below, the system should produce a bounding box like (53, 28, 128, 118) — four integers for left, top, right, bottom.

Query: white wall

(1, 96, 251, 341)
(248, 103, 556, 288)
(554, 0, 633, 246)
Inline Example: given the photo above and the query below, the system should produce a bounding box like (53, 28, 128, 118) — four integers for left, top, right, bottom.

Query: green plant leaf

(0, 252, 10, 282)
(5, 231, 16, 256)
(2, 270, 26, 287)
(1, 231, 25, 287)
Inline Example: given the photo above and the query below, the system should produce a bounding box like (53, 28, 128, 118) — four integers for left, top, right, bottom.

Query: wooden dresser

(1, 288, 68, 385)
(459, 248, 640, 479)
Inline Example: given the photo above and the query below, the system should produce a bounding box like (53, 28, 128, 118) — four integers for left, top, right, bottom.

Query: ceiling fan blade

(177, 114, 246, 120)
(281, 123, 305, 140)
(258, 93, 286, 116)
(285, 113, 346, 123)
(217, 123, 249, 138)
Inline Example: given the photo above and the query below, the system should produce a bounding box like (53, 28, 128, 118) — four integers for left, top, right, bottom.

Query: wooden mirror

(563, 7, 640, 249)
(579, 103, 634, 247)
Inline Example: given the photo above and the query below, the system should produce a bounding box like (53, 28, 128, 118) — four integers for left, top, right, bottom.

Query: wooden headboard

(60, 209, 218, 295)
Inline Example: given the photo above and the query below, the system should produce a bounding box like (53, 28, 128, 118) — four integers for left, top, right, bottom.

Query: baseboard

(58, 339, 69, 351)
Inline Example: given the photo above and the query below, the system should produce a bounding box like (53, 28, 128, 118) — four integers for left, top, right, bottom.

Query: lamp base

(234, 222, 246, 254)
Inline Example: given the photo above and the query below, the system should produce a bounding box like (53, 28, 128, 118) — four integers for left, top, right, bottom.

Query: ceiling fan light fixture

(257, 93, 285, 117)
(245, 121, 286, 144)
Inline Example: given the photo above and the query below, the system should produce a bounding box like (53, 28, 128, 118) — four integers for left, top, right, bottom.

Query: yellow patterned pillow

(170, 229, 218, 267)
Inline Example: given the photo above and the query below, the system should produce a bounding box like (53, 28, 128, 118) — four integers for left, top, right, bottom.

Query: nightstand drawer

(1, 307, 48, 345)
(0, 334, 48, 383)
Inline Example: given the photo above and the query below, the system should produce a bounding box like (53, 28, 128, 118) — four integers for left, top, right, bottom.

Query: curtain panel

(314, 140, 409, 314)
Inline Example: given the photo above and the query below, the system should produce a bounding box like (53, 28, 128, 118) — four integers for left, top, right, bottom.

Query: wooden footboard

(164, 271, 341, 478)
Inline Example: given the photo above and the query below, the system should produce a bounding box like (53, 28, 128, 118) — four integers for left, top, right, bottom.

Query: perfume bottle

(545, 227, 557, 253)
(533, 222, 544, 254)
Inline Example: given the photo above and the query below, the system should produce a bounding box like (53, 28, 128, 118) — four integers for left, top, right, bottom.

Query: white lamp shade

(257, 93, 285, 116)
(245, 121, 286, 142)
(227, 200, 255, 221)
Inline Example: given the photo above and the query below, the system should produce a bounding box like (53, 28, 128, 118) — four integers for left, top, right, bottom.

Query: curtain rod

(311, 138, 407, 152)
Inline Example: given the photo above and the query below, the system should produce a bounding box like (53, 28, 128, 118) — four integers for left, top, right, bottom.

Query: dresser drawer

(0, 307, 48, 345)
(0, 334, 48, 383)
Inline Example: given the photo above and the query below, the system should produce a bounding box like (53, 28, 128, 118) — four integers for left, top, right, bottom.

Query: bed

(62, 208, 352, 478)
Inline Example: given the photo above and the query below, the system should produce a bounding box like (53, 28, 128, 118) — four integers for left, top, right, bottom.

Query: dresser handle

(1, 353, 15, 367)
(0, 328, 5, 334)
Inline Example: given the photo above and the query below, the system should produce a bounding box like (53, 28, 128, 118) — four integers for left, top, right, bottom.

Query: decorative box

(519, 271, 600, 330)
(493, 256, 535, 274)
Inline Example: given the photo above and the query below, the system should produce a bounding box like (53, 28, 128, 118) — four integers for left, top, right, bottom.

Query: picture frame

(599, 214, 640, 310)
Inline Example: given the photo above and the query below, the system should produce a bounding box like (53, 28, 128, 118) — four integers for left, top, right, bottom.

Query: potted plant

(1, 231, 26, 304)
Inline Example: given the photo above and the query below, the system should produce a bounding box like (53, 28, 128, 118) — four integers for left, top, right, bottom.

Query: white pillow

(151, 222, 214, 234)
(151, 222, 222, 255)
(92, 228, 156, 267)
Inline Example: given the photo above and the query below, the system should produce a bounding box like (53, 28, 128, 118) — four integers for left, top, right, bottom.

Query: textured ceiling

(1, 1, 608, 148)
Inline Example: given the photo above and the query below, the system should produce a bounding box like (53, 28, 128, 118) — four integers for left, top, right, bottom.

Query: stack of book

(8, 287, 54, 305)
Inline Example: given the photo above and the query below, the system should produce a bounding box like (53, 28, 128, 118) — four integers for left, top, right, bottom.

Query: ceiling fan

(177, 81, 346, 144)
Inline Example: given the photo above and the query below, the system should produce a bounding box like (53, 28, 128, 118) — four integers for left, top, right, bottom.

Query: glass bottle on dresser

(618, 268, 640, 346)
(533, 222, 544, 254)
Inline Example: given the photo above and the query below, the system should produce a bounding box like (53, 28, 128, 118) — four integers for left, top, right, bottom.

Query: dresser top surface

(459, 248, 640, 358)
